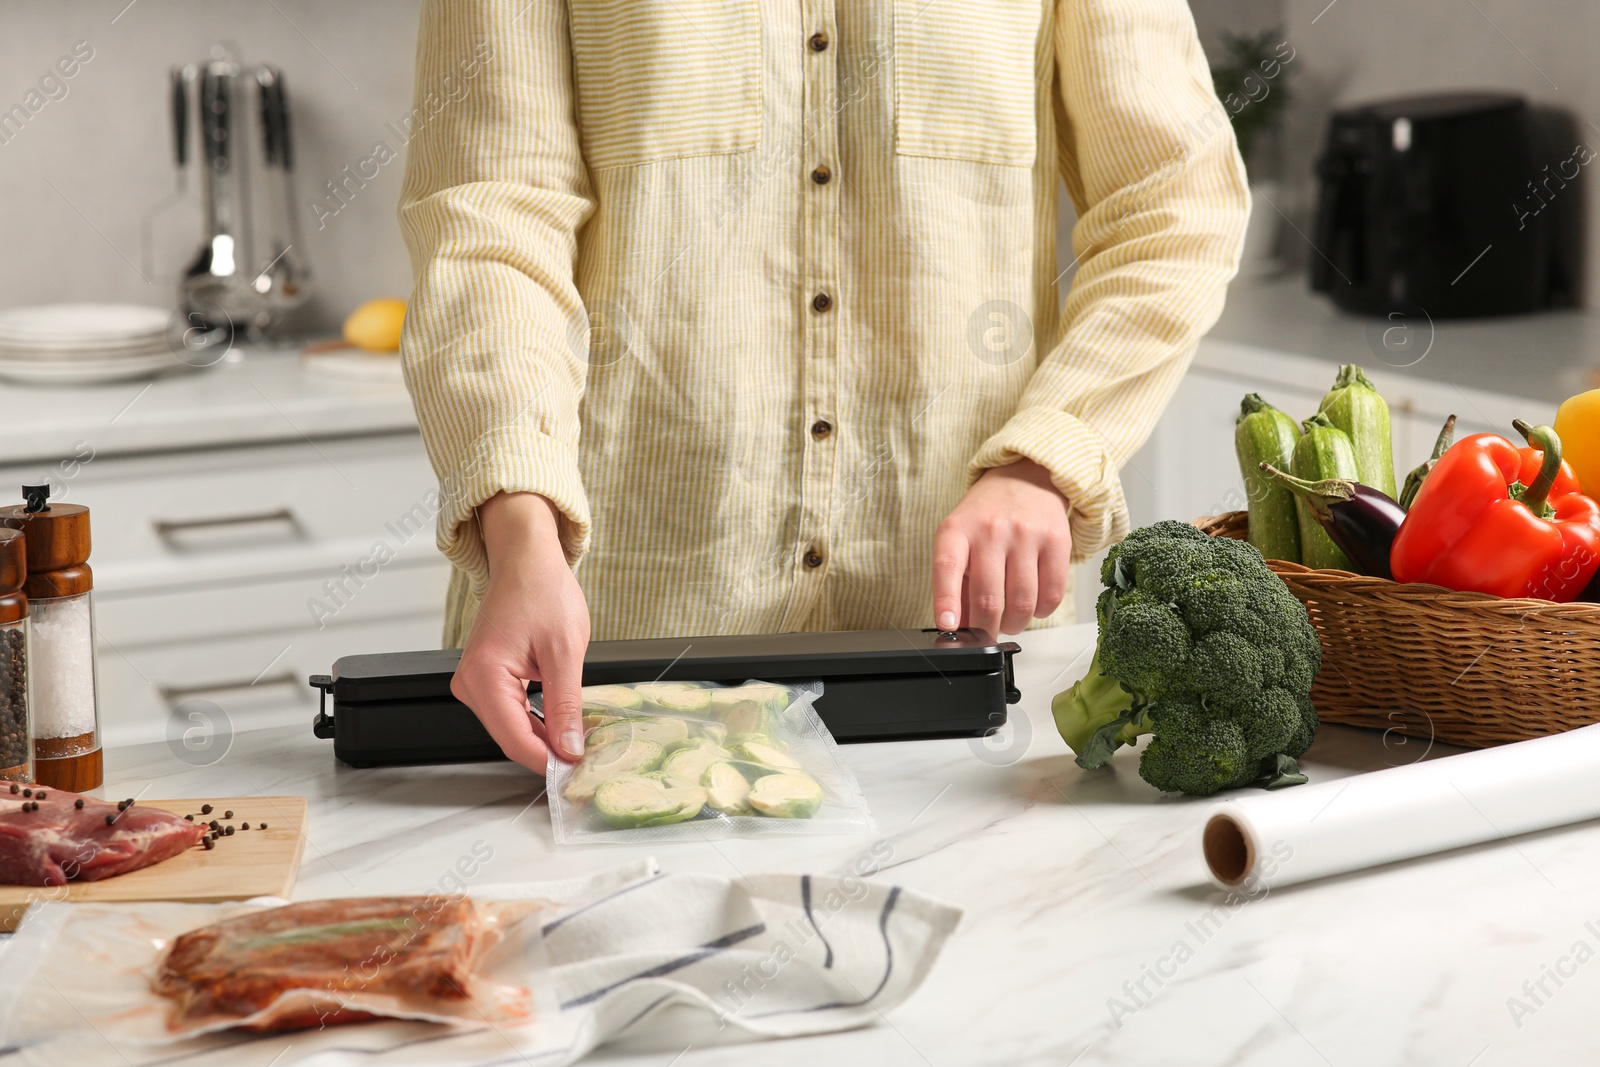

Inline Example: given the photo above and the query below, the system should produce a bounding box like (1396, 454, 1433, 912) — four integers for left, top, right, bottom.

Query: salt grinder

(0, 485, 100, 789)
(0, 529, 30, 783)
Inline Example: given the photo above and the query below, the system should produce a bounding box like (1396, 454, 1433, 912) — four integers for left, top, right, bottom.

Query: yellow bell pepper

(1555, 389, 1600, 499)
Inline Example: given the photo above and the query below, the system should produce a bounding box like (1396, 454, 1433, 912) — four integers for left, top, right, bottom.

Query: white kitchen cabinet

(96, 613, 442, 748)
(0, 351, 447, 749)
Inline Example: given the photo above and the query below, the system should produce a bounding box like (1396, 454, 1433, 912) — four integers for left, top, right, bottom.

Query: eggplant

(1399, 413, 1457, 509)
(1257, 463, 1407, 579)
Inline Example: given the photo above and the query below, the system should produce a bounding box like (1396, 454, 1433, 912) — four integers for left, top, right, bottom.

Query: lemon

(342, 298, 407, 352)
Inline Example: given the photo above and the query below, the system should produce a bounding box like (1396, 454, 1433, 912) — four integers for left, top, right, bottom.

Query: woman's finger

(456, 662, 549, 771)
(964, 536, 1007, 639)
(535, 635, 588, 762)
(931, 524, 970, 631)
(1035, 528, 1072, 618)
(1000, 544, 1038, 635)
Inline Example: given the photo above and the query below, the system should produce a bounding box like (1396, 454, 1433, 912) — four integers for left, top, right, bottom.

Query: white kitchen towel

(0, 858, 961, 1066)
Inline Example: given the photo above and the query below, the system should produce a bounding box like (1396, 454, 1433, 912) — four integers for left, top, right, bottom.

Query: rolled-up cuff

(967, 407, 1130, 562)
(435, 424, 590, 595)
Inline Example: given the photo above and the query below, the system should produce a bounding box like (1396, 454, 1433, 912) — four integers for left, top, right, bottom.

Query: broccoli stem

(1051, 649, 1150, 769)
(1255, 753, 1308, 789)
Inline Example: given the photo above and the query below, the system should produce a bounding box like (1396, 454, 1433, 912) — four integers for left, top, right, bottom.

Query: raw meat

(0, 788, 204, 886)
(154, 897, 494, 1032)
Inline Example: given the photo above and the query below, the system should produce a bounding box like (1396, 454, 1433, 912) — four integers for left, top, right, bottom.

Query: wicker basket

(1193, 511, 1600, 748)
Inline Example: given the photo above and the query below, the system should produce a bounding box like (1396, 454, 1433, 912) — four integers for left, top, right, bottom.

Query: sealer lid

(327, 628, 1018, 704)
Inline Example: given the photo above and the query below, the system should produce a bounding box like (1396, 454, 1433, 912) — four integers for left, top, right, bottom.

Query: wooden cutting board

(0, 795, 307, 931)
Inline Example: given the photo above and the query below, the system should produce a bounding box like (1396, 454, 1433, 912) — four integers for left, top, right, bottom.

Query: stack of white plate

(0, 304, 182, 385)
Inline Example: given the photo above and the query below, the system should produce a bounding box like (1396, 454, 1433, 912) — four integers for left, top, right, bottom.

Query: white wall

(1273, 0, 1599, 306)
(0, 0, 424, 335)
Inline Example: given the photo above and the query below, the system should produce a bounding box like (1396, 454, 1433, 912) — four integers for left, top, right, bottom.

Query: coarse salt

(30, 595, 96, 740)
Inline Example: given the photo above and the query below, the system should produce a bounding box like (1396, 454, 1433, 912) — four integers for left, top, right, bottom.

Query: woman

(398, 0, 1248, 772)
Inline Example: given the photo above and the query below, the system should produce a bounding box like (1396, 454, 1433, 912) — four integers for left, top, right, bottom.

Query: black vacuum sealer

(310, 628, 1021, 767)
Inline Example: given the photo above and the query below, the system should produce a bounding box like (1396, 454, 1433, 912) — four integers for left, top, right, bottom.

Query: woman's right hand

(451, 492, 590, 773)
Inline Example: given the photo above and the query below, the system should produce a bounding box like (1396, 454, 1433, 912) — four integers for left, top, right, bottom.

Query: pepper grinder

(0, 486, 100, 790)
(0, 529, 30, 783)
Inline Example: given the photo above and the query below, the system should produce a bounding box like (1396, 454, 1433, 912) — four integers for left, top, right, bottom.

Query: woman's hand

(452, 492, 591, 772)
(932, 458, 1073, 636)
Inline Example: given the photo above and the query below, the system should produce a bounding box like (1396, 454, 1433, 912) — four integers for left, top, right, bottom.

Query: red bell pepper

(1391, 420, 1600, 602)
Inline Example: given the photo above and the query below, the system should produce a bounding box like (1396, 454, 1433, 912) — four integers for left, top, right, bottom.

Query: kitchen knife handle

(201, 66, 230, 173)
(170, 66, 189, 167)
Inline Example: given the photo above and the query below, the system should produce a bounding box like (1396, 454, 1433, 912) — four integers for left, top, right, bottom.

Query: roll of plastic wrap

(1202, 723, 1600, 890)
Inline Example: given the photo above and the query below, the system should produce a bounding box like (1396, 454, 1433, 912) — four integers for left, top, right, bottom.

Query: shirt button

(812, 292, 833, 313)
(804, 549, 825, 568)
(811, 164, 832, 185)
(811, 419, 833, 439)
(809, 31, 829, 52)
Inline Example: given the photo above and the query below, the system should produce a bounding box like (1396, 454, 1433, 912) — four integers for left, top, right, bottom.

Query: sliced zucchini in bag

(581, 684, 647, 711)
(562, 739, 664, 802)
(594, 774, 707, 828)
(712, 683, 791, 712)
(587, 717, 690, 749)
(660, 744, 728, 787)
(690, 720, 729, 744)
(633, 682, 714, 714)
(729, 739, 803, 772)
(704, 761, 753, 815)
(712, 699, 774, 736)
(748, 773, 823, 819)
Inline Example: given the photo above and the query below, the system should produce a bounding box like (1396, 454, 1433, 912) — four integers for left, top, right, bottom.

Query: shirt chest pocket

(567, 0, 761, 169)
(892, 0, 1042, 167)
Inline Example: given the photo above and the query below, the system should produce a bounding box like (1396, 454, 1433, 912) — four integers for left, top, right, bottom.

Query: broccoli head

(1052, 520, 1322, 796)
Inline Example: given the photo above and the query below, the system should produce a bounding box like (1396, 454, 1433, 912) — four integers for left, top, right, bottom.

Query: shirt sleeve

(966, 0, 1251, 561)
(398, 0, 595, 593)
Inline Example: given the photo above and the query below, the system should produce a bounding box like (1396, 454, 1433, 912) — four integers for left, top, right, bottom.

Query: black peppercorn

(7, 784, 16, 794)
(22, 788, 30, 797)
(184, 813, 193, 820)
(34, 791, 44, 800)
(74, 798, 84, 809)
(0, 628, 27, 769)
(201, 804, 213, 815)
(203, 837, 215, 850)
(224, 825, 235, 836)
(240, 823, 250, 830)
(104, 814, 115, 825)
(223, 810, 233, 819)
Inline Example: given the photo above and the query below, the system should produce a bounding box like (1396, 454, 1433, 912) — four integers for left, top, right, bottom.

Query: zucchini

(1317, 365, 1396, 497)
(1291, 413, 1359, 570)
(1235, 394, 1302, 563)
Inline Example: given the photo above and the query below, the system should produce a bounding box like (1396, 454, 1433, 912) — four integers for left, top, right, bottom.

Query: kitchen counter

(29, 623, 1596, 1066)
(1208, 276, 1599, 407)
(0, 345, 416, 466)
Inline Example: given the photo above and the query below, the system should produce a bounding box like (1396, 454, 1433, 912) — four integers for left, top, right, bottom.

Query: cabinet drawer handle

(159, 670, 302, 707)
(154, 507, 303, 547)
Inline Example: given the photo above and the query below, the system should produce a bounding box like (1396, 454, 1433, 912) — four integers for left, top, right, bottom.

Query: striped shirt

(398, 0, 1249, 644)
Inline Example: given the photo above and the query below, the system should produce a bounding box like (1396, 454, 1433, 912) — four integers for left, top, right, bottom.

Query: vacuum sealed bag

(542, 680, 874, 844)
(0, 894, 550, 1045)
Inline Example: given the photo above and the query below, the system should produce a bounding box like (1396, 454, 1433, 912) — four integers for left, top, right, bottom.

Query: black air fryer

(1310, 92, 1563, 318)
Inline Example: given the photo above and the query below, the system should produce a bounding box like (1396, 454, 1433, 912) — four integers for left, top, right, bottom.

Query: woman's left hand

(932, 458, 1073, 636)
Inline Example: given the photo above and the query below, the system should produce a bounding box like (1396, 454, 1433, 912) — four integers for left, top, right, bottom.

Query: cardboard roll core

(1203, 812, 1253, 887)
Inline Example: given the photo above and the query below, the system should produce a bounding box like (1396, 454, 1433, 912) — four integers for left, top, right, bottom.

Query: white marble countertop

(1209, 276, 1599, 407)
(43, 622, 1595, 1066)
(0, 345, 417, 466)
